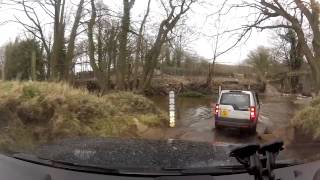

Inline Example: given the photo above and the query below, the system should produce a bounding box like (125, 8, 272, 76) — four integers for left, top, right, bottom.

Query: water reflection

(149, 95, 217, 128)
(169, 111, 176, 128)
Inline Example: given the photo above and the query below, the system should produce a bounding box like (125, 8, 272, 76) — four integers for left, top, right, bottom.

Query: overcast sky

(0, 0, 274, 65)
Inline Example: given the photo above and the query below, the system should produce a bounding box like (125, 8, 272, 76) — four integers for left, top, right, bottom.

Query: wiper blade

(11, 153, 182, 176)
(162, 165, 247, 175)
(12, 153, 246, 176)
(12, 153, 120, 174)
(11, 153, 300, 176)
(162, 160, 299, 176)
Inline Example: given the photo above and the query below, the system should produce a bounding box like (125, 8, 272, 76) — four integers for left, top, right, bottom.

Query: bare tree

(131, 0, 152, 90)
(206, 14, 222, 88)
(12, 0, 85, 81)
(50, 0, 66, 80)
(64, 0, 85, 81)
(273, 29, 303, 93)
(246, 46, 273, 81)
(13, 0, 51, 78)
(88, 0, 106, 93)
(88, 0, 120, 93)
(117, 0, 136, 90)
(195, 1, 253, 88)
(235, 0, 320, 93)
(141, 0, 196, 90)
(0, 46, 4, 80)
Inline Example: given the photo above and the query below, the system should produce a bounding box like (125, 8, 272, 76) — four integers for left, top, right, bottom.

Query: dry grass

(0, 81, 167, 151)
(291, 96, 320, 139)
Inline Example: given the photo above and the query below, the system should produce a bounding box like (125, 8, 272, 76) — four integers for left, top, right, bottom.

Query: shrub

(291, 97, 320, 139)
(311, 97, 320, 107)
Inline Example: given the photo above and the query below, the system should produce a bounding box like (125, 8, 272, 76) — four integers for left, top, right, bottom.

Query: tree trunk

(310, 63, 320, 94)
(140, 0, 194, 91)
(290, 75, 299, 93)
(206, 62, 214, 88)
(64, 0, 84, 82)
(31, 49, 36, 81)
(141, 45, 160, 90)
(106, 54, 112, 90)
(50, 0, 65, 81)
(88, 0, 106, 94)
(132, 0, 151, 90)
(117, 0, 135, 90)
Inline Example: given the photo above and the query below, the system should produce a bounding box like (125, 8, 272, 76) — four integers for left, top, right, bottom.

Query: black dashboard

(0, 154, 319, 180)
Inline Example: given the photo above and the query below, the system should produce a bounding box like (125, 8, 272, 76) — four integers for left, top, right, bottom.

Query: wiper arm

(229, 141, 300, 180)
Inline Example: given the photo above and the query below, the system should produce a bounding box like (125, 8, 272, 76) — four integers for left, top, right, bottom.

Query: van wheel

(249, 125, 257, 135)
(215, 124, 222, 130)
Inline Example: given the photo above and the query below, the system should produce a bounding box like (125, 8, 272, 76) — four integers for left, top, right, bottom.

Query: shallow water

(148, 95, 320, 162)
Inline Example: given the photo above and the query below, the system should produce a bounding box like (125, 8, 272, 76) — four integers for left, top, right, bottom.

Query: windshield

(0, 0, 320, 173)
(220, 93, 250, 110)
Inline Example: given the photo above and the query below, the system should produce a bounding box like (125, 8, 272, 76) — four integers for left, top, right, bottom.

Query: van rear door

(219, 92, 250, 120)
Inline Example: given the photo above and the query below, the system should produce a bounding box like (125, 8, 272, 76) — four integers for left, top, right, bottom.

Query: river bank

(144, 74, 265, 96)
(1, 81, 319, 162)
(0, 81, 168, 152)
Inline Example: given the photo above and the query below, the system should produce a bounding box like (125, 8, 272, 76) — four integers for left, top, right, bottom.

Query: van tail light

(214, 104, 219, 117)
(250, 106, 256, 121)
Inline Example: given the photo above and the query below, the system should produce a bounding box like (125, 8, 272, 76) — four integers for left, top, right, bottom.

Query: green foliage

(22, 85, 41, 99)
(292, 97, 320, 138)
(0, 81, 167, 151)
(4, 38, 45, 80)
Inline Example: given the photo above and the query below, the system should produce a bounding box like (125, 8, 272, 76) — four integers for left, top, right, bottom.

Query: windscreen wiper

(162, 165, 248, 175)
(12, 153, 246, 176)
(12, 153, 120, 174)
(229, 141, 289, 180)
(161, 159, 297, 176)
(11, 143, 297, 178)
(11, 153, 182, 176)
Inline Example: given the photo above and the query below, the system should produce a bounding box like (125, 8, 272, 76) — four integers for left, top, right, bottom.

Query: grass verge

(0, 81, 167, 151)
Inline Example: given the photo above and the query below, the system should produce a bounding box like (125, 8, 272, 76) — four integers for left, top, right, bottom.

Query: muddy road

(145, 95, 320, 161)
(147, 95, 296, 143)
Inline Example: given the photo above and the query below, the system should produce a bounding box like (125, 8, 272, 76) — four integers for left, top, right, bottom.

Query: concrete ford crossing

(214, 90, 260, 133)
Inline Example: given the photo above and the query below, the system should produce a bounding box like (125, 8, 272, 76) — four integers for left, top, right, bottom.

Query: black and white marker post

(169, 91, 175, 127)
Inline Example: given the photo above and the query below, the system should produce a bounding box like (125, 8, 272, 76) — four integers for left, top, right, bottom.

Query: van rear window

(220, 93, 250, 110)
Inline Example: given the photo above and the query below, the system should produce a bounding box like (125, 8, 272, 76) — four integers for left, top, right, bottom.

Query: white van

(214, 90, 260, 133)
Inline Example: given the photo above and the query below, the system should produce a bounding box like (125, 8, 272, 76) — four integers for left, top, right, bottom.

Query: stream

(147, 95, 320, 161)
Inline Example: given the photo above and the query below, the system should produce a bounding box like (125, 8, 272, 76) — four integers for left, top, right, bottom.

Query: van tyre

(249, 125, 257, 135)
(215, 124, 222, 130)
